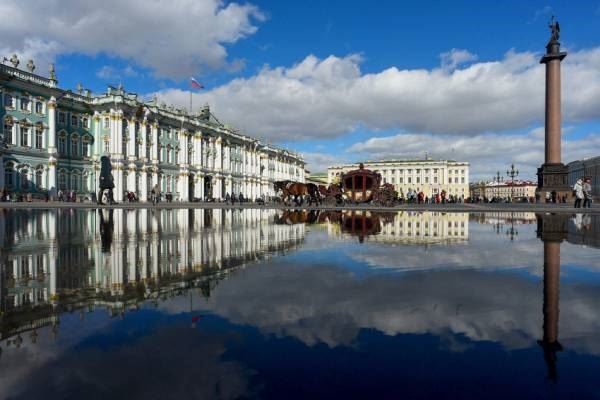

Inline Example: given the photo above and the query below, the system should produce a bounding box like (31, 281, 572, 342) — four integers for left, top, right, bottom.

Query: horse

(274, 181, 308, 206)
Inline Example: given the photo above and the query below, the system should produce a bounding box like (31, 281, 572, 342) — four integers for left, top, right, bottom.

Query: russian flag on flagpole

(190, 77, 204, 89)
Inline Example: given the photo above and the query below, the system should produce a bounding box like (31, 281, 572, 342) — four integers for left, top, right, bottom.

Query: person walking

(573, 178, 584, 208)
(151, 184, 160, 205)
(583, 177, 593, 208)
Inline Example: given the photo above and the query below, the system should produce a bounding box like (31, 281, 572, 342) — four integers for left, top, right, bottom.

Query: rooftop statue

(548, 16, 560, 43)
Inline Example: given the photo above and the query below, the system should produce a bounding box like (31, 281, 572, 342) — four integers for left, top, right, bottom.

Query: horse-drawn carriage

(319, 163, 397, 207)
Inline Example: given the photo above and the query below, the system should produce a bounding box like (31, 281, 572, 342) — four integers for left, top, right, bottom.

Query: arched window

(4, 163, 15, 188)
(58, 170, 67, 190)
(58, 132, 67, 154)
(3, 117, 14, 144)
(35, 168, 44, 189)
(35, 123, 44, 149)
(71, 172, 80, 191)
(35, 101, 44, 114)
(20, 169, 30, 189)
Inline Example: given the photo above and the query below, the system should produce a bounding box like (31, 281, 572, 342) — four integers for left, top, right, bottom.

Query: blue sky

(2, 0, 600, 179)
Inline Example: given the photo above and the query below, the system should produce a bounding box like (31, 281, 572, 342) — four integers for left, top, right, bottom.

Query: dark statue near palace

(98, 156, 115, 205)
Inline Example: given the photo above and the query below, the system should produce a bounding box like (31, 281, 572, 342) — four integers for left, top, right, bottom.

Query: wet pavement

(0, 209, 599, 399)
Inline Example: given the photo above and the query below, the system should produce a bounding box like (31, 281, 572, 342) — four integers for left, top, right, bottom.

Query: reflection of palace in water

(325, 211, 469, 244)
(0, 209, 305, 346)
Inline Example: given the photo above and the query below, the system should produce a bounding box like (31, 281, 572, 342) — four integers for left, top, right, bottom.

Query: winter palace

(0, 58, 305, 202)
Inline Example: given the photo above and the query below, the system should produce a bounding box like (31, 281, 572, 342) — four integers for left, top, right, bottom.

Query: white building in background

(0, 58, 304, 202)
(328, 159, 470, 199)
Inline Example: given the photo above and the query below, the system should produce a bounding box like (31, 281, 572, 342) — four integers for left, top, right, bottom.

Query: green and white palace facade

(0, 60, 305, 202)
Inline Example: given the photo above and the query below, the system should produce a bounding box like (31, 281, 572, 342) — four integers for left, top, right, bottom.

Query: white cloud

(346, 128, 600, 180)
(440, 48, 478, 70)
(156, 47, 600, 142)
(0, 0, 264, 79)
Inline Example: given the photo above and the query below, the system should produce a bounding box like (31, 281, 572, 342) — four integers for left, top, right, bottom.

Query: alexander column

(537, 17, 569, 201)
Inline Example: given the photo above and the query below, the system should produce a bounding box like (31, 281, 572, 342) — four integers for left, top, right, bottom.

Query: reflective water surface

(1, 209, 599, 399)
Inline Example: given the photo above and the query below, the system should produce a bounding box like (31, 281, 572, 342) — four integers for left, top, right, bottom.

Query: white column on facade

(127, 118, 136, 160)
(140, 122, 148, 161)
(195, 173, 203, 200)
(127, 163, 136, 195)
(192, 132, 202, 167)
(93, 112, 101, 157)
(140, 166, 148, 201)
(151, 122, 159, 163)
(215, 136, 222, 171)
(200, 173, 206, 200)
(47, 97, 57, 198)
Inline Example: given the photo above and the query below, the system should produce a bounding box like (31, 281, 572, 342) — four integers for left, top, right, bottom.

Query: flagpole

(189, 89, 192, 115)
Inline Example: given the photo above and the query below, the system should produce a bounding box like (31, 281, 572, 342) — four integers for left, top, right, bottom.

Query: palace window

(71, 173, 80, 191)
(3, 117, 14, 144)
(58, 112, 66, 125)
(20, 124, 30, 147)
(82, 117, 89, 128)
(104, 140, 110, 153)
(71, 115, 78, 127)
(103, 117, 109, 129)
(434, 177, 438, 184)
(166, 175, 172, 192)
(408, 177, 412, 184)
(20, 170, 29, 189)
(35, 101, 43, 114)
(82, 140, 90, 157)
(416, 169, 421, 174)
(425, 177, 429, 183)
(434, 169, 438, 174)
(407, 169, 412, 174)
(461, 177, 465, 184)
(58, 171, 66, 190)
(416, 177, 420, 183)
(20, 97, 30, 112)
(4, 93, 15, 108)
(35, 124, 43, 149)
(454, 177, 458, 184)
(4, 165, 14, 188)
(72, 137, 79, 157)
(35, 169, 43, 189)
(399, 177, 403, 183)
(58, 136, 66, 154)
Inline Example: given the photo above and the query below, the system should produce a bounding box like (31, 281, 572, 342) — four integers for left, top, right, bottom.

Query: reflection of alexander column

(536, 213, 568, 383)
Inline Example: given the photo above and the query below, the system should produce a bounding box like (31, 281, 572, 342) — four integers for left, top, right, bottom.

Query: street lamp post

(493, 171, 503, 201)
(506, 163, 519, 202)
